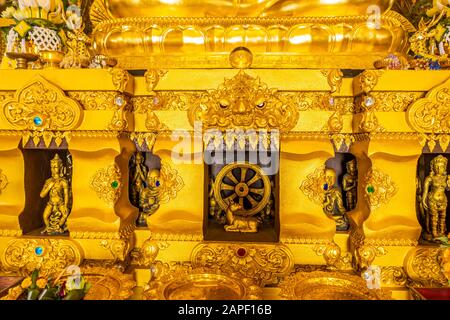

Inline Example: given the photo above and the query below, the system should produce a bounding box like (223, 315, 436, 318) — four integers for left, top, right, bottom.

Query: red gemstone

(236, 248, 247, 257)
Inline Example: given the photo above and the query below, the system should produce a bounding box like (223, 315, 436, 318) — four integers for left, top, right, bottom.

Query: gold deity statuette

(137, 168, 161, 227)
(421, 155, 450, 242)
(342, 159, 358, 211)
(39, 154, 70, 235)
(323, 168, 349, 231)
(130, 152, 148, 209)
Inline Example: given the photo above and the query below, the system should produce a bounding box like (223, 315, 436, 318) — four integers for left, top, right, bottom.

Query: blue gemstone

(323, 183, 328, 191)
(155, 180, 160, 187)
(35, 246, 43, 256)
(33, 116, 42, 126)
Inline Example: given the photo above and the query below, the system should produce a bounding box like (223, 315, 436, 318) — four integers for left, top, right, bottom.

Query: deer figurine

(409, 10, 447, 61)
(224, 201, 261, 233)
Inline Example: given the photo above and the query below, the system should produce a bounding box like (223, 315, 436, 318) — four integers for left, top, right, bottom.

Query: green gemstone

(111, 180, 119, 189)
(367, 185, 375, 193)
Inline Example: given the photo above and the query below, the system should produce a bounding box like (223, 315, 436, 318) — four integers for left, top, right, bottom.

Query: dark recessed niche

(324, 152, 357, 232)
(204, 150, 280, 242)
(19, 145, 72, 236)
(416, 153, 450, 244)
(129, 151, 161, 227)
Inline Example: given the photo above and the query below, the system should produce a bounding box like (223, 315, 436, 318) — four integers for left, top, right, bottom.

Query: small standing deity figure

(323, 168, 349, 231)
(342, 159, 358, 211)
(130, 152, 148, 208)
(137, 169, 161, 227)
(39, 154, 70, 235)
(421, 155, 450, 241)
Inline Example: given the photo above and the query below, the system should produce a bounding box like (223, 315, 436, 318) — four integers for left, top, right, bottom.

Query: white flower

(36, 0, 50, 11)
(66, 275, 85, 291)
(1, 7, 16, 18)
(66, 12, 82, 30)
(12, 8, 28, 20)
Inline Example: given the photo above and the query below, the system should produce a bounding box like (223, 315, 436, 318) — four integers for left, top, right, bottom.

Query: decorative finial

(229, 47, 253, 69)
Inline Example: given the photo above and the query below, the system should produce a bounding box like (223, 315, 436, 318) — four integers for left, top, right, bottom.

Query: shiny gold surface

(143, 265, 262, 300)
(104, 0, 394, 18)
(279, 271, 391, 300)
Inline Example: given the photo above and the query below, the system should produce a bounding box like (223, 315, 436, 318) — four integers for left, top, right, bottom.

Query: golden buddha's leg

(42, 204, 52, 232)
(431, 210, 439, 238)
(439, 208, 446, 236)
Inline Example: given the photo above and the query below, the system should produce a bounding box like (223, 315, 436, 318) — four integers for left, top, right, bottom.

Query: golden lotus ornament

(143, 264, 262, 300)
(279, 271, 392, 300)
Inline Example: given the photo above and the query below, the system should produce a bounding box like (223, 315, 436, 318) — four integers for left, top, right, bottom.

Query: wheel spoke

(221, 183, 235, 191)
(224, 193, 237, 202)
(249, 188, 265, 195)
(239, 197, 244, 207)
(246, 174, 260, 187)
(225, 172, 239, 185)
(246, 195, 258, 208)
(240, 167, 247, 182)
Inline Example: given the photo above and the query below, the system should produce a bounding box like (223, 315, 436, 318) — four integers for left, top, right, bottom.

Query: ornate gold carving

(380, 266, 408, 287)
(300, 165, 326, 206)
(158, 159, 184, 204)
(191, 242, 294, 285)
(405, 247, 448, 287)
(131, 239, 169, 267)
(0, 91, 15, 103)
(150, 232, 203, 241)
(145, 110, 169, 131)
(357, 70, 383, 94)
(364, 238, 418, 247)
(326, 110, 343, 133)
(0, 168, 8, 193)
(407, 78, 450, 133)
(144, 69, 167, 94)
(321, 69, 343, 94)
(418, 133, 450, 153)
(365, 167, 398, 210)
(89, 164, 122, 206)
(213, 162, 271, 217)
(67, 91, 118, 110)
(330, 133, 355, 151)
(313, 241, 353, 271)
(143, 263, 262, 300)
(108, 95, 128, 130)
(0, 238, 83, 275)
(2, 76, 83, 131)
(372, 92, 424, 112)
(0, 229, 22, 237)
(357, 244, 387, 269)
(1, 266, 136, 300)
(99, 239, 130, 261)
(187, 70, 298, 132)
(70, 231, 122, 240)
(109, 68, 130, 93)
(131, 132, 157, 150)
(279, 271, 391, 300)
(280, 237, 329, 245)
(21, 130, 71, 148)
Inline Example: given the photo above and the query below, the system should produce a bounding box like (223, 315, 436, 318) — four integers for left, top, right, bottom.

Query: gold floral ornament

(2, 76, 83, 131)
(191, 242, 294, 285)
(89, 164, 122, 206)
(144, 69, 167, 95)
(0, 238, 82, 276)
(143, 263, 262, 300)
(109, 68, 130, 93)
(365, 167, 398, 210)
(158, 159, 184, 204)
(406, 78, 450, 133)
(300, 165, 326, 205)
(188, 70, 299, 132)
